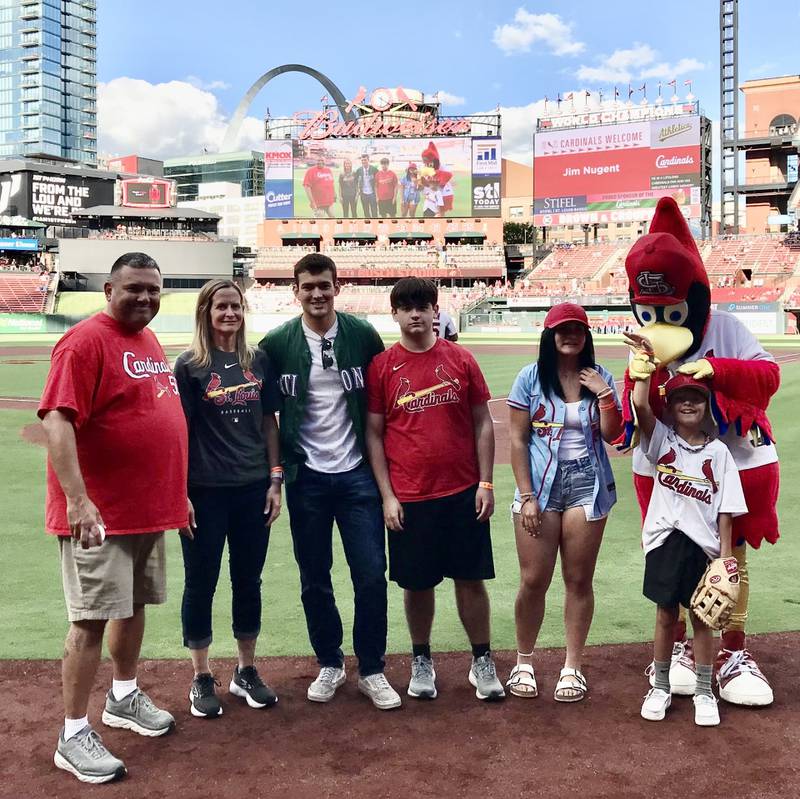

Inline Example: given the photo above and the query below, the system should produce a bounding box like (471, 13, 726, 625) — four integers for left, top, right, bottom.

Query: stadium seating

(531, 244, 621, 280)
(0, 272, 51, 313)
(251, 244, 504, 280)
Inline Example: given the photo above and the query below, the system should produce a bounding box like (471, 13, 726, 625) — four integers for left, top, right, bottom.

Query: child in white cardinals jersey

(631, 345, 747, 728)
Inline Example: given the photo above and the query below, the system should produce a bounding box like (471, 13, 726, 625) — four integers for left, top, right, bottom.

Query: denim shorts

(544, 457, 598, 516)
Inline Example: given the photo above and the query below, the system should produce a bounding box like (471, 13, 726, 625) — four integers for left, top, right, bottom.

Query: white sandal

(506, 663, 538, 698)
(554, 667, 587, 703)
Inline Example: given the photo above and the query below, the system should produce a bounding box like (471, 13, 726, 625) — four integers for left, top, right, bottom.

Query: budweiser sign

(296, 85, 472, 141)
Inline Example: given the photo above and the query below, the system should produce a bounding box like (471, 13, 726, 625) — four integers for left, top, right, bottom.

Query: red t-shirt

(367, 338, 490, 502)
(303, 166, 335, 207)
(38, 312, 189, 536)
(375, 170, 398, 201)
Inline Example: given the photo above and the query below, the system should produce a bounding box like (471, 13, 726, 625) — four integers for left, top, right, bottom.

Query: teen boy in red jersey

(366, 277, 504, 702)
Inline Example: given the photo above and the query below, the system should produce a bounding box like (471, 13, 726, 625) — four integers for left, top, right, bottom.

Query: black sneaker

(230, 665, 278, 709)
(189, 673, 222, 718)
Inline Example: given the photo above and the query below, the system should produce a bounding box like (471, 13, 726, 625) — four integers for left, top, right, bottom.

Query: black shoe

(189, 673, 222, 718)
(230, 665, 278, 709)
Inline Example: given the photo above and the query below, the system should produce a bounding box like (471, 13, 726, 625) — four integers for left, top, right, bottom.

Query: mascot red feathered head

(624, 196, 711, 364)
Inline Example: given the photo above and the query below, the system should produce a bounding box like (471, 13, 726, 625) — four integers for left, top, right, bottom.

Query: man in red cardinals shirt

(303, 156, 336, 218)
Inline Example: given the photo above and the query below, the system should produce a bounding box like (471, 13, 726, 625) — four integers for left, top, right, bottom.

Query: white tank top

(558, 401, 589, 461)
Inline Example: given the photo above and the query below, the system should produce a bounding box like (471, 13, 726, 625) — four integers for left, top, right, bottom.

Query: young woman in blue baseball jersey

(506, 303, 622, 702)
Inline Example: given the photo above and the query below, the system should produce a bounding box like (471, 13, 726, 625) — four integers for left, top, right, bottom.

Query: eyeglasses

(321, 337, 334, 370)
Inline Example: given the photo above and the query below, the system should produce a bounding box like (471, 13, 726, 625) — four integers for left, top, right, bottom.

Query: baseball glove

(690, 556, 740, 630)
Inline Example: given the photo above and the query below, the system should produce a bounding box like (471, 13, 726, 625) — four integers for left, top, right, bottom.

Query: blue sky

(95, 1, 800, 163)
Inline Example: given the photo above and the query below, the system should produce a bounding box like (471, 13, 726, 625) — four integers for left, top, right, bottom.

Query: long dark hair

(537, 327, 597, 400)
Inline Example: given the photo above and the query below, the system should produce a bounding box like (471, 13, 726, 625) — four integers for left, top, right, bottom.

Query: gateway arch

(220, 64, 354, 152)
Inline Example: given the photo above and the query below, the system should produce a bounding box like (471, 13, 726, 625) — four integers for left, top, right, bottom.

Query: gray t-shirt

(174, 348, 279, 486)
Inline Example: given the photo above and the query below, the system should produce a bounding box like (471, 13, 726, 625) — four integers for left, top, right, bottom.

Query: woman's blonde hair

(187, 279, 254, 370)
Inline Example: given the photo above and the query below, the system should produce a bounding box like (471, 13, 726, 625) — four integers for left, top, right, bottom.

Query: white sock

(64, 716, 89, 740)
(112, 677, 138, 701)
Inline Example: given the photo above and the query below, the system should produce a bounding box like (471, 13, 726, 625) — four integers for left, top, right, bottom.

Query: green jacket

(258, 312, 385, 484)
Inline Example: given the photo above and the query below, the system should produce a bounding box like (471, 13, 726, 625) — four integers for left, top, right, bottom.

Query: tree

(503, 222, 534, 245)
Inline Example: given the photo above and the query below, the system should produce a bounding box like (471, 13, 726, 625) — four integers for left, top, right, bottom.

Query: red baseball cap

(544, 302, 589, 329)
(664, 373, 710, 399)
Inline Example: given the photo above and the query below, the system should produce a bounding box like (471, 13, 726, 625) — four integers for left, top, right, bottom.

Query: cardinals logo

(530, 403, 563, 438)
(204, 371, 261, 406)
(394, 364, 460, 413)
(656, 447, 716, 504)
(636, 271, 675, 296)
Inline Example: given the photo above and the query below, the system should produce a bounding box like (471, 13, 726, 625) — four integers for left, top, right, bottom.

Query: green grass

(1, 339, 798, 659)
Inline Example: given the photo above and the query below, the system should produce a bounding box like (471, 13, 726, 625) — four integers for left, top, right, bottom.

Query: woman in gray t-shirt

(174, 279, 282, 718)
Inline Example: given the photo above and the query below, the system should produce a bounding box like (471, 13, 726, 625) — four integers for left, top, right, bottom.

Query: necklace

(674, 430, 711, 452)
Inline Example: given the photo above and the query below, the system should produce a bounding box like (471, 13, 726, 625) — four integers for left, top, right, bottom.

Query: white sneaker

(641, 688, 671, 721)
(307, 666, 346, 703)
(694, 694, 720, 726)
(716, 649, 773, 707)
(646, 641, 696, 696)
(357, 672, 402, 710)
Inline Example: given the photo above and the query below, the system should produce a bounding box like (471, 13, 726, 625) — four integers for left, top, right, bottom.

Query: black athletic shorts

(643, 529, 709, 608)
(388, 485, 495, 591)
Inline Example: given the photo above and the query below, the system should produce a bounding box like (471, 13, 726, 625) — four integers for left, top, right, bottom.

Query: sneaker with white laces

(694, 694, 720, 726)
(647, 641, 696, 696)
(101, 688, 174, 737)
(407, 655, 437, 700)
(307, 666, 346, 703)
(230, 665, 278, 709)
(468, 652, 506, 701)
(716, 648, 773, 707)
(641, 687, 672, 721)
(54, 725, 127, 784)
(358, 672, 402, 710)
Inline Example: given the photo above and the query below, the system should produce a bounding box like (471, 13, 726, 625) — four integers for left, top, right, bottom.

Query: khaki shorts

(59, 532, 166, 622)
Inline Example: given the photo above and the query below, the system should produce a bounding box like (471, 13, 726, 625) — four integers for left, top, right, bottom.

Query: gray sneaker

(468, 652, 506, 701)
(408, 655, 437, 699)
(101, 689, 175, 737)
(307, 666, 346, 703)
(357, 672, 402, 710)
(54, 725, 127, 784)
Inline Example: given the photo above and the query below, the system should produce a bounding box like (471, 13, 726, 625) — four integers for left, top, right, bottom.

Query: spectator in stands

(505, 303, 622, 703)
(400, 163, 421, 218)
(174, 280, 282, 719)
(338, 159, 358, 219)
(356, 154, 378, 218)
(375, 158, 399, 218)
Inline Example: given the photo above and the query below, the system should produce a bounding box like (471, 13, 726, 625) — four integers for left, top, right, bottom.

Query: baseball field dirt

(2, 633, 798, 798)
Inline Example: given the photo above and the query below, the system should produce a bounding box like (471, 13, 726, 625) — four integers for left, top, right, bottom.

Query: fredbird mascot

(619, 197, 779, 707)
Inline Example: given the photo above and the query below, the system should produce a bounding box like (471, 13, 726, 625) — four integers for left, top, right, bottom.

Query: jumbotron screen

(264, 136, 502, 220)
(533, 115, 701, 226)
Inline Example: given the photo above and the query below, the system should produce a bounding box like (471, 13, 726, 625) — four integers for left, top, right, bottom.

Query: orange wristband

(479, 481, 494, 490)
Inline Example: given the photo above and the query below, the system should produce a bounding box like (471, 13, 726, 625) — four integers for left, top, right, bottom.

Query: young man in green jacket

(259, 253, 400, 710)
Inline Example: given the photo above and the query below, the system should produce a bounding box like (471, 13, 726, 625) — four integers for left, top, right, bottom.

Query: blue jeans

(544, 456, 596, 514)
(285, 462, 387, 676)
(181, 480, 270, 649)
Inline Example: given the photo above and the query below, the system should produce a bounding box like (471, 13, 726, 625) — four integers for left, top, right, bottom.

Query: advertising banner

(533, 115, 701, 226)
(264, 141, 294, 218)
(0, 237, 39, 251)
(472, 175, 501, 216)
(29, 173, 114, 225)
(472, 137, 502, 176)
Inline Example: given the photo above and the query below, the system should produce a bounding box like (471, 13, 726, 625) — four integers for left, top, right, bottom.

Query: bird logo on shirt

(655, 447, 716, 504)
(394, 364, 461, 413)
(530, 402, 563, 437)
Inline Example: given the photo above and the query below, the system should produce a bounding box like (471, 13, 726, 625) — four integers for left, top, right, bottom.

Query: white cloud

(577, 45, 704, 84)
(478, 99, 547, 165)
(98, 77, 263, 160)
(493, 9, 584, 56)
(436, 90, 466, 106)
(185, 75, 231, 91)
